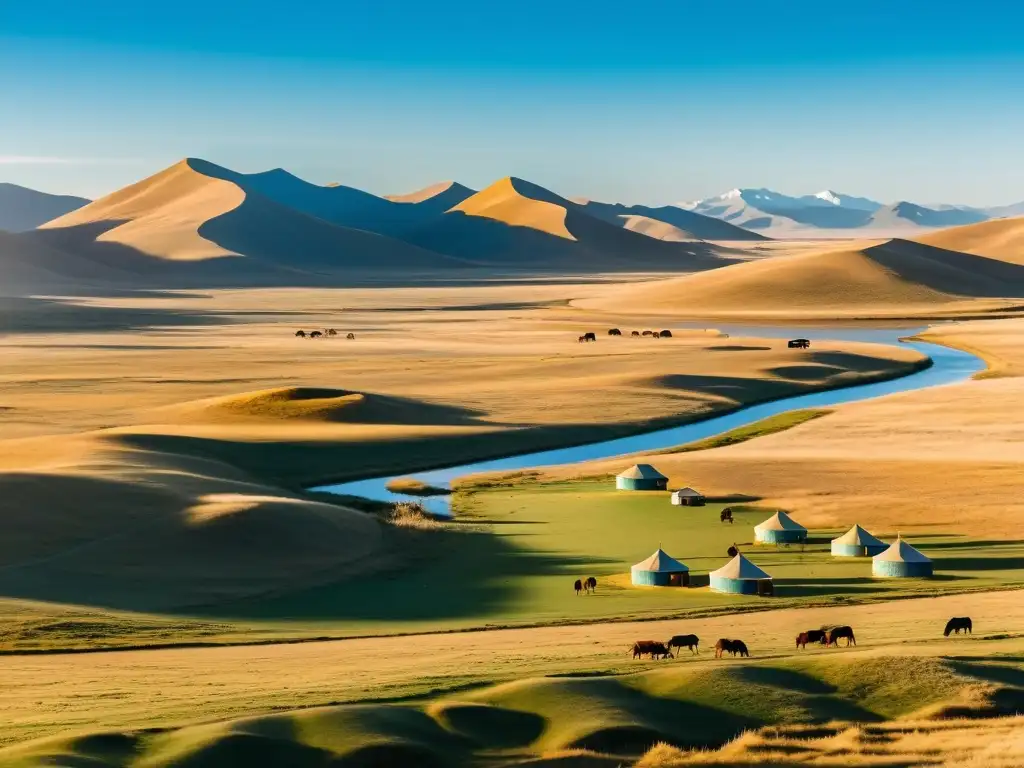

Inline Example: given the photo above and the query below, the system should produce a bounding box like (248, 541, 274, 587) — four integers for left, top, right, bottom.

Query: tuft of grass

(387, 502, 445, 530)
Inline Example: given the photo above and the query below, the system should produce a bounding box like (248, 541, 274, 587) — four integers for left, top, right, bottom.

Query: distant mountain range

(0, 183, 90, 232)
(678, 188, 1024, 234)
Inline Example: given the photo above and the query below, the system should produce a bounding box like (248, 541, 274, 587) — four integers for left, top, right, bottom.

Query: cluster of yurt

(631, 548, 690, 586)
(754, 510, 807, 544)
(710, 553, 773, 596)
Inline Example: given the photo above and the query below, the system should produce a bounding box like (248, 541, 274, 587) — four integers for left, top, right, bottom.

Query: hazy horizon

(3, 2, 1023, 206)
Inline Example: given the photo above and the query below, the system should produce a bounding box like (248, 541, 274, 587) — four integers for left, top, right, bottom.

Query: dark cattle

(327, 328, 338, 336)
(346, 333, 356, 340)
(658, 330, 673, 338)
(631, 331, 641, 337)
(788, 338, 810, 349)
(715, 638, 750, 658)
(727, 545, 738, 558)
(721, 508, 734, 524)
(642, 330, 653, 337)
(586, 576, 597, 593)
(826, 626, 856, 647)
(608, 328, 622, 336)
(574, 579, 583, 596)
(583, 332, 596, 342)
(944, 617, 973, 636)
(295, 330, 306, 337)
(796, 629, 827, 649)
(632, 641, 673, 660)
(667, 634, 700, 655)
(309, 331, 323, 338)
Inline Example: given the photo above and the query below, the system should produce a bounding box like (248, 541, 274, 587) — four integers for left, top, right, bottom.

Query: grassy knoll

(204, 480, 1024, 634)
(4, 640, 1023, 766)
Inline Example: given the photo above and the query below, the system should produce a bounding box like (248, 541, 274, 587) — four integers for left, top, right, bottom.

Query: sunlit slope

(581, 238, 1024, 315)
(918, 215, 1024, 263)
(405, 176, 730, 270)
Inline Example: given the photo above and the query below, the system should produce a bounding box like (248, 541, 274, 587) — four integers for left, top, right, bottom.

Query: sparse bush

(387, 501, 443, 530)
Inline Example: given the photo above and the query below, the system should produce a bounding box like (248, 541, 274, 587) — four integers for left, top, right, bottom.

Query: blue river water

(316, 326, 984, 516)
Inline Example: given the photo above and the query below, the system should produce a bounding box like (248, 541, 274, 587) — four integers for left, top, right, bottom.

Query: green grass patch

(646, 409, 832, 456)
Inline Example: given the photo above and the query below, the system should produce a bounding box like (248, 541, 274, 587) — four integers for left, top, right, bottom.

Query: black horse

(944, 617, 972, 636)
(585, 576, 597, 593)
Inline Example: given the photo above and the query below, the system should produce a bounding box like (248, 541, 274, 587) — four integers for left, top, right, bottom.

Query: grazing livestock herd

(630, 617, 968, 661)
(579, 329, 673, 342)
(295, 329, 356, 339)
(574, 576, 599, 595)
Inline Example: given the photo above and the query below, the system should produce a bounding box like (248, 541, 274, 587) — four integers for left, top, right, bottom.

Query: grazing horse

(727, 545, 739, 558)
(826, 626, 856, 647)
(346, 332, 356, 340)
(574, 579, 583, 596)
(667, 634, 700, 655)
(721, 508, 734, 524)
(295, 330, 306, 337)
(608, 328, 622, 336)
(632, 641, 673, 659)
(309, 330, 323, 338)
(796, 629, 827, 649)
(583, 332, 596, 342)
(585, 576, 597, 593)
(631, 331, 641, 337)
(715, 639, 750, 658)
(944, 617, 973, 636)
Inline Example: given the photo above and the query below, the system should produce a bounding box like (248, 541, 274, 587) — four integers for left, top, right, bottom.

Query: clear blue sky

(2, 1, 1022, 205)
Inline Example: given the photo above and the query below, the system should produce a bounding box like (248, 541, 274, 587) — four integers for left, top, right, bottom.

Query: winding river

(317, 326, 985, 516)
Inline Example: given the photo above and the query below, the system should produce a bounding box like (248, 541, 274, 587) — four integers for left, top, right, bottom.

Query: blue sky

(2, 1, 1023, 205)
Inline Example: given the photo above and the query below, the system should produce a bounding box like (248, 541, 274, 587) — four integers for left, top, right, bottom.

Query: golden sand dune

(580, 238, 1024, 316)
(158, 386, 488, 427)
(385, 180, 476, 208)
(0, 230, 127, 291)
(917, 215, 1024, 263)
(37, 159, 467, 280)
(407, 176, 730, 270)
(618, 213, 704, 241)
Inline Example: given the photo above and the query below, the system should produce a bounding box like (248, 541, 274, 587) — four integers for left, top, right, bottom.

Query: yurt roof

(673, 487, 703, 497)
(754, 510, 807, 533)
(873, 536, 931, 563)
(710, 553, 771, 580)
(632, 548, 689, 573)
(833, 524, 886, 548)
(617, 463, 667, 480)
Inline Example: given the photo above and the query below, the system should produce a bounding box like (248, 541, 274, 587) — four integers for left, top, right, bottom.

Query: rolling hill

(579, 238, 1024, 316)
(0, 182, 89, 232)
(36, 158, 470, 285)
(916, 216, 1024, 263)
(385, 180, 476, 212)
(575, 199, 767, 241)
(402, 176, 735, 270)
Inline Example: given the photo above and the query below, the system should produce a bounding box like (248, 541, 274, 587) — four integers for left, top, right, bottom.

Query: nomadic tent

(872, 536, 933, 578)
(670, 487, 706, 506)
(831, 524, 887, 557)
(616, 464, 668, 491)
(710, 553, 773, 595)
(631, 548, 690, 586)
(754, 510, 808, 544)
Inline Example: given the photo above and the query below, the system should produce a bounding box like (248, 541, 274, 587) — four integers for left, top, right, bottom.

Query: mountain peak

(814, 190, 842, 205)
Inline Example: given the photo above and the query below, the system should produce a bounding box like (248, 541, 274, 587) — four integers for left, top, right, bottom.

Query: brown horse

(721, 508, 734, 524)
(667, 634, 700, 655)
(631, 331, 641, 337)
(944, 617, 972, 636)
(608, 328, 622, 336)
(715, 638, 750, 658)
(632, 641, 673, 659)
(796, 629, 827, 649)
(574, 579, 583, 596)
(826, 626, 856, 647)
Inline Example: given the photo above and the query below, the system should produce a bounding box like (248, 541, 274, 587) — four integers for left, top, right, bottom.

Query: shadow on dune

(0, 296, 232, 333)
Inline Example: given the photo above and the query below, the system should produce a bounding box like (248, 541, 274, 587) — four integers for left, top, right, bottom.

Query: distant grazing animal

(944, 617, 973, 636)
(632, 641, 673, 659)
(631, 331, 641, 337)
(642, 330, 653, 337)
(667, 634, 700, 655)
(727, 545, 739, 558)
(586, 576, 597, 593)
(658, 330, 673, 338)
(574, 579, 583, 596)
(715, 638, 750, 658)
(721, 508, 734, 524)
(309, 330, 323, 338)
(295, 330, 306, 337)
(346, 332, 356, 340)
(796, 629, 827, 649)
(826, 626, 856, 647)
(583, 332, 596, 342)
(327, 328, 337, 336)
(608, 328, 622, 336)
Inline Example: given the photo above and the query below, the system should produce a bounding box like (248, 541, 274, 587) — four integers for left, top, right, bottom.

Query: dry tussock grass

(386, 501, 444, 530)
